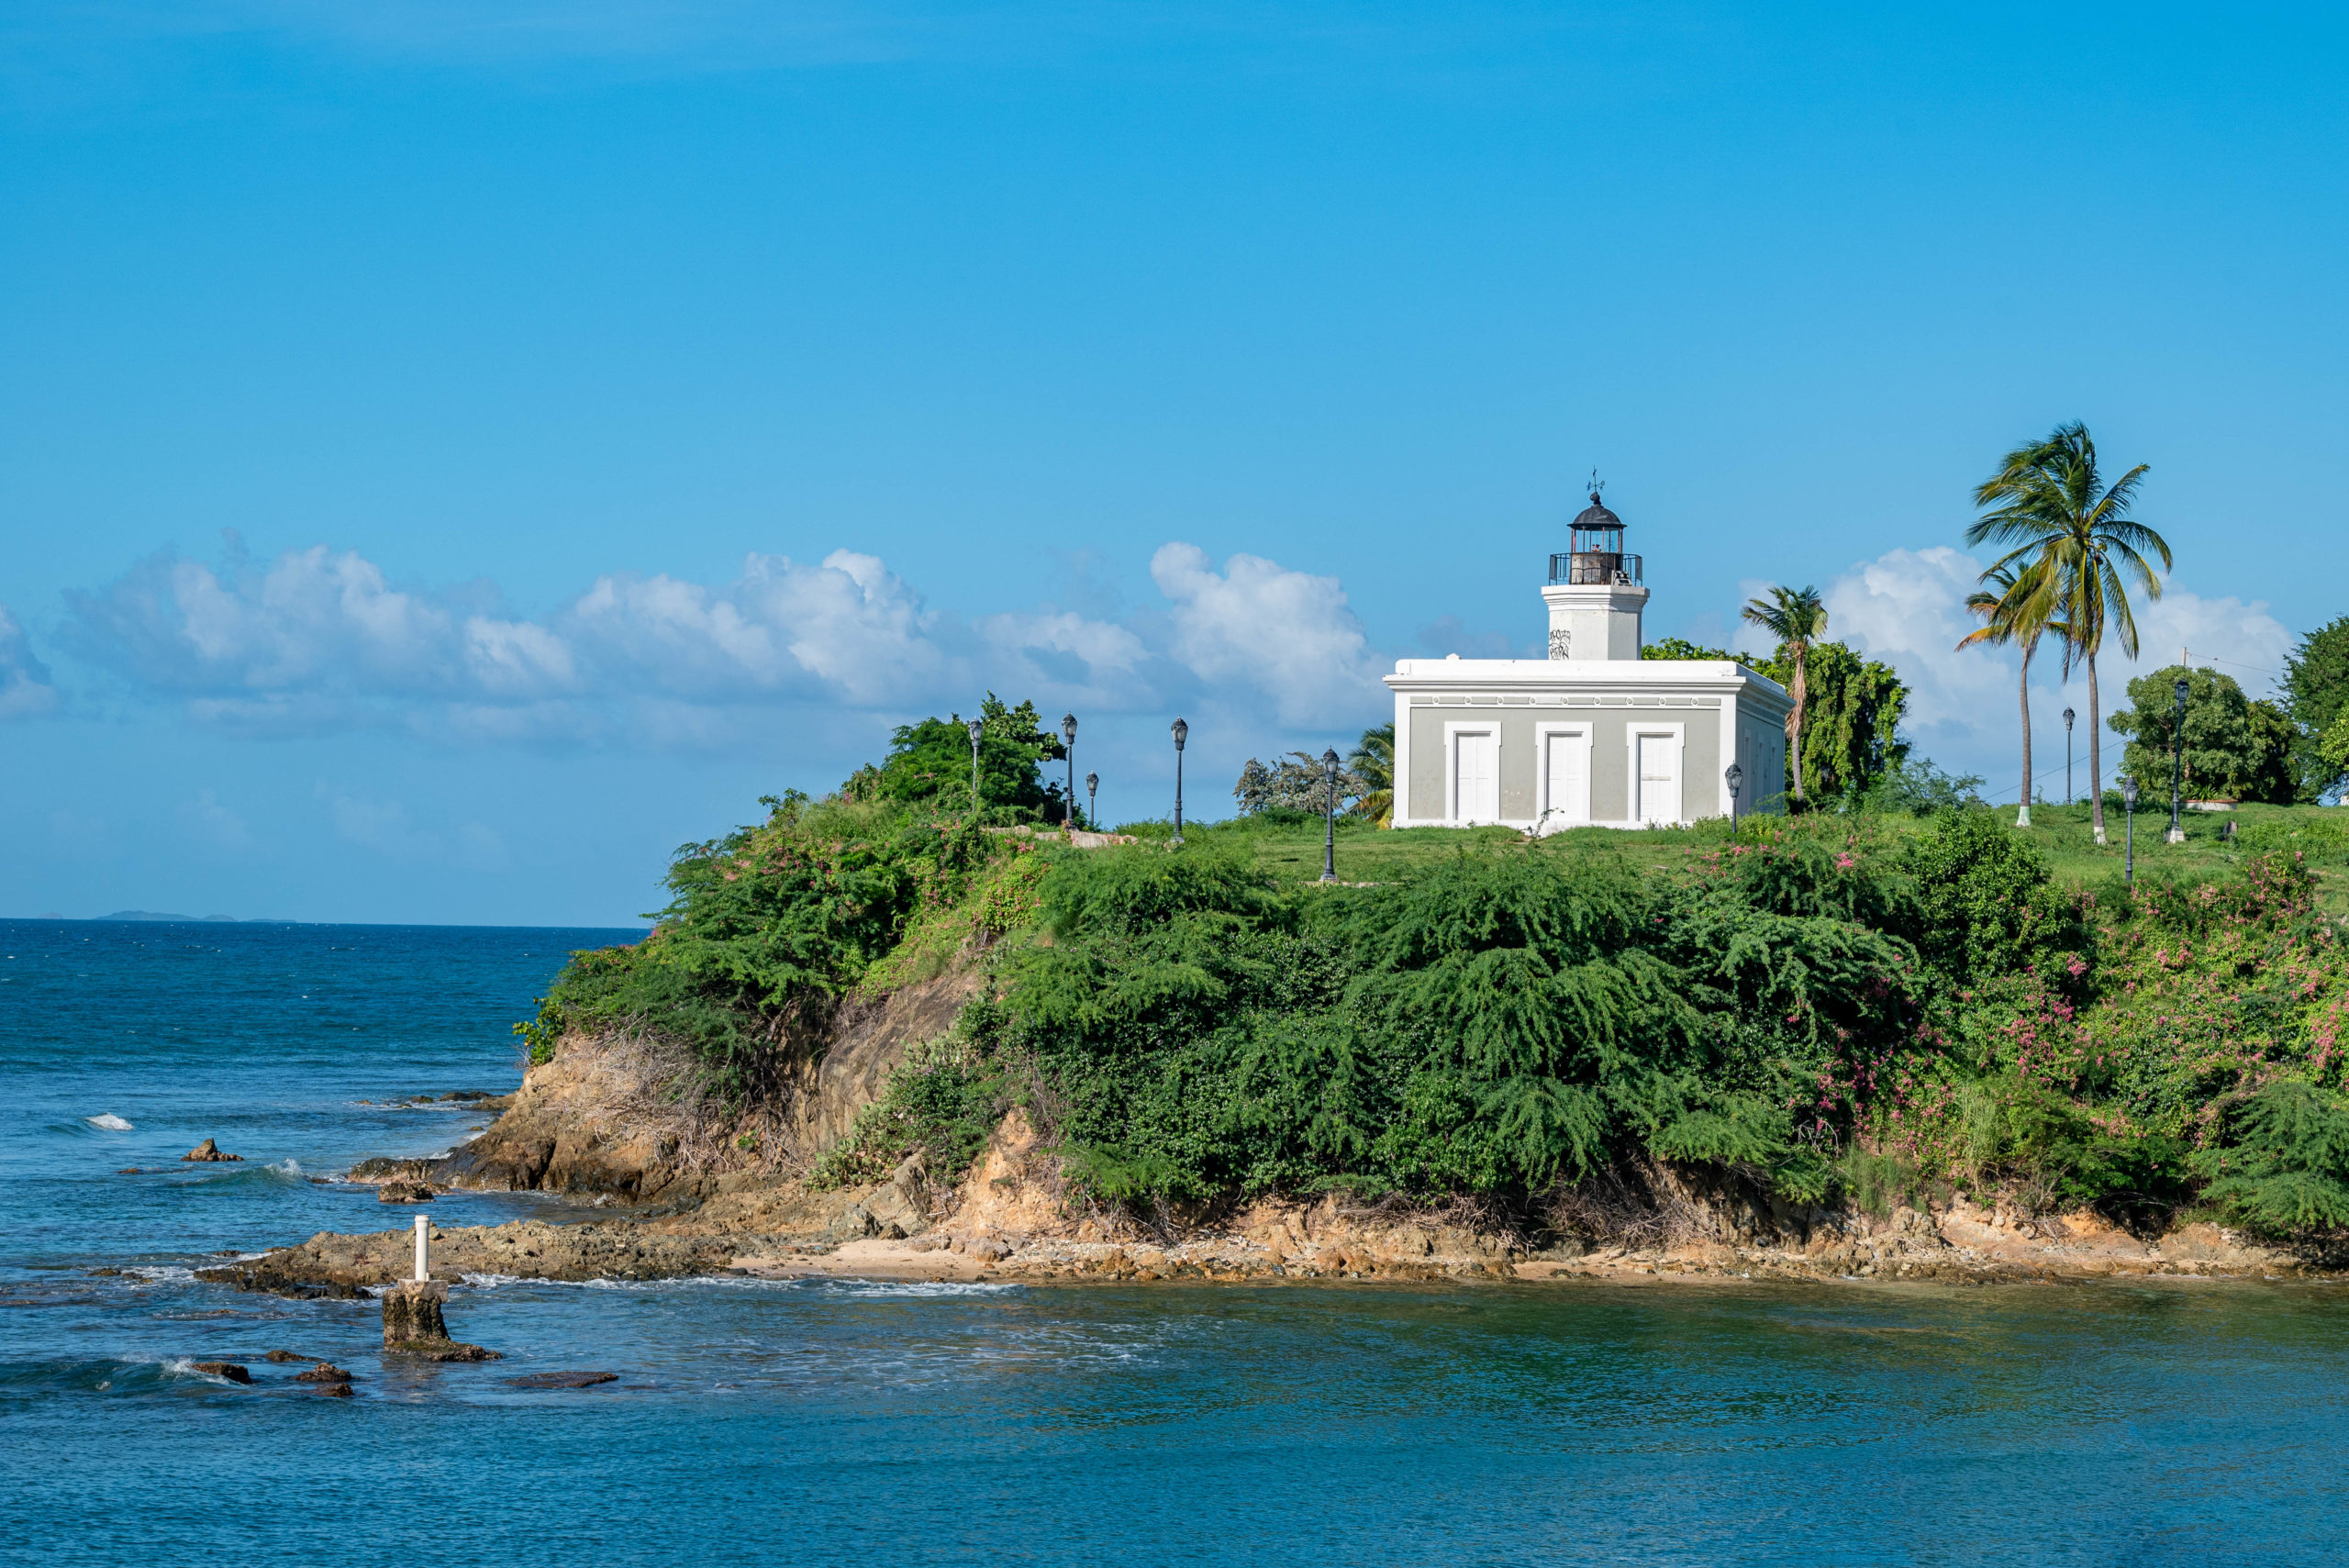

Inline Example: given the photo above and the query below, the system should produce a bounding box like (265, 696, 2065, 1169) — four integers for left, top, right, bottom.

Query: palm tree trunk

(2087, 652, 2106, 845)
(1788, 645, 1808, 802)
(2015, 644, 2034, 828)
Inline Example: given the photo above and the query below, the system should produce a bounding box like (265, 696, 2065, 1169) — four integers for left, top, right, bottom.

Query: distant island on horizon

(94, 911, 244, 923)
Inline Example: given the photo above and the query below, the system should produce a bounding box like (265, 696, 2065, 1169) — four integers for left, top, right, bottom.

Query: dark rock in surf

(317, 1382, 355, 1397)
(504, 1371, 618, 1389)
(294, 1362, 353, 1383)
(377, 1181, 435, 1204)
(381, 1280, 499, 1362)
(182, 1139, 242, 1162)
(190, 1361, 251, 1383)
(382, 1280, 450, 1343)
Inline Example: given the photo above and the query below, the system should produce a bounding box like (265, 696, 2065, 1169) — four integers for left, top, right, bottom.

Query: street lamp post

(1085, 771, 1098, 831)
(2122, 773, 2138, 884)
(965, 717, 984, 811)
(1725, 761, 1744, 842)
(1319, 748, 1341, 883)
(1062, 714, 1079, 830)
(1170, 718, 1188, 845)
(2167, 676, 2188, 843)
(2063, 706, 2075, 806)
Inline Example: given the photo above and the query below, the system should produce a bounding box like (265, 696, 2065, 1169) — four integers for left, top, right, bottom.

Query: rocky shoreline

(201, 989, 2321, 1300)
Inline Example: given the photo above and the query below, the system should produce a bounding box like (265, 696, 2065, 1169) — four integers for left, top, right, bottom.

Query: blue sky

(2, 2, 2343, 924)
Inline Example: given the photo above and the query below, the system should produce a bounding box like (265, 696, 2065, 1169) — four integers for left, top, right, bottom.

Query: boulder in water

(504, 1371, 618, 1389)
(181, 1139, 242, 1163)
(293, 1362, 353, 1384)
(189, 1361, 250, 1384)
(316, 1382, 355, 1397)
(377, 1181, 435, 1204)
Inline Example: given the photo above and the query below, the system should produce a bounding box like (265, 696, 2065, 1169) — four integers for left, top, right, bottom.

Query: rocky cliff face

(349, 965, 984, 1206)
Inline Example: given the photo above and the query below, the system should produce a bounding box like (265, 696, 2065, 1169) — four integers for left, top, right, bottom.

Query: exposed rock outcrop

(182, 1139, 241, 1162)
(347, 964, 985, 1208)
(381, 1280, 449, 1343)
(776, 970, 983, 1161)
(201, 1218, 739, 1291)
(381, 1280, 498, 1361)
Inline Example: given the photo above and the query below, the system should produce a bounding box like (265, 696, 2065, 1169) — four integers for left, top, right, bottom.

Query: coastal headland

(203, 706, 2349, 1301)
(206, 996, 2310, 1297)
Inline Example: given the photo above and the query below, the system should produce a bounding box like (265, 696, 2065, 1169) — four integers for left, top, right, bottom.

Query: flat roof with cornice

(1384, 657, 1792, 711)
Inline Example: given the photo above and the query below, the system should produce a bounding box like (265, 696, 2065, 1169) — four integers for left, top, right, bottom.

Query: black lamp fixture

(2063, 706, 2076, 806)
(1725, 760, 1744, 841)
(2121, 773, 2139, 883)
(1319, 747, 1341, 883)
(1061, 714, 1079, 829)
(1085, 771, 1098, 829)
(2169, 676, 2189, 841)
(965, 717, 985, 809)
(1170, 717, 1188, 845)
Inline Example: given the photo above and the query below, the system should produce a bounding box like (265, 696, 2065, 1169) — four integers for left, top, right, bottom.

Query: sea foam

(83, 1114, 133, 1131)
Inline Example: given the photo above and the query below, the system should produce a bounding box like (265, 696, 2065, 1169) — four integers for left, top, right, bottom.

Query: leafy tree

(2322, 713, 2349, 794)
(2284, 615, 2349, 800)
(1642, 637, 1766, 664)
(850, 693, 1073, 823)
(2108, 665, 2297, 805)
(1854, 756, 1985, 815)
(1349, 722, 1395, 826)
(1957, 559, 2063, 826)
(1965, 422, 2171, 846)
(1741, 585, 1831, 802)
(1233, 752, 1365, 816)
(1756, 641, 1909, 800)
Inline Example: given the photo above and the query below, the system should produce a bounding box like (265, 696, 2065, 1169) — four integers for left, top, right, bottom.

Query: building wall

(1733, 704, 1789, 814)
(1402, 697, 1731, 826)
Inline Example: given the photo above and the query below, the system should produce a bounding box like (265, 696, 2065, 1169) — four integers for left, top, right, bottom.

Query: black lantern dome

(1571, 492, 1622, 534)
(1551, 476, 1643, 586)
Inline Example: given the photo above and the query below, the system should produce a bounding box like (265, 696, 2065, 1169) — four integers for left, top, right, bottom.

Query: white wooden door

(1544, 732, 1587, 826)
(1455, 730, 1499, 822)
(1636, 732, 1679, 824)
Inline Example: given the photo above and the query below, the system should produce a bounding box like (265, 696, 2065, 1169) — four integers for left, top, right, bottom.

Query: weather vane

(1586, 469, 1605, 504)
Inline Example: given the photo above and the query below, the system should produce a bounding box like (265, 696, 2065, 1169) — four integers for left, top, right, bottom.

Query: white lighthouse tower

(1382, 478, 1791, 830)
(1540, 481, 1649, 662)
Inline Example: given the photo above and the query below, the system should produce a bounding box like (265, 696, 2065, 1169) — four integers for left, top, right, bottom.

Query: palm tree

(1349, 722, 1395, 827)
(1956, 560, 2062, 828)
(1742, 584, 1830, 803)
(1966, 422, 2169, 845)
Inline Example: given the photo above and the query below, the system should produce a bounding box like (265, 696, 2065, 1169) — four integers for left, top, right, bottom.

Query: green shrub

(2194, 1080, 2349, 1237)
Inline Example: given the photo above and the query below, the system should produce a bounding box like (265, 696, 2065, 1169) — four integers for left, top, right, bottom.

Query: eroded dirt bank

(208, 987, 2315, 1297)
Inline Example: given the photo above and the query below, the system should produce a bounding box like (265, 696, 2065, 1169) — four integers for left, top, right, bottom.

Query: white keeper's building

(1384, 487, 1792, 831)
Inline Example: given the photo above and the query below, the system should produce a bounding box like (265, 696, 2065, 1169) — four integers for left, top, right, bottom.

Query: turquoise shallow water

(6, 918, 2349, 1564)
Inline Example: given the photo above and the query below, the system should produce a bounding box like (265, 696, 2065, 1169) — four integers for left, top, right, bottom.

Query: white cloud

(0, 606, 60, 719)
(60, 536, 1386, 749)
(1150, 543, 1381, 726)
(65, 544, 473, 699)
(1818, 547, 2014, 737)
(1808, 546, 2297, 800)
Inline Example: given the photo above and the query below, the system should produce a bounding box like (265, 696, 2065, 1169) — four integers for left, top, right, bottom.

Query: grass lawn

(1138, 800, 2349, 913)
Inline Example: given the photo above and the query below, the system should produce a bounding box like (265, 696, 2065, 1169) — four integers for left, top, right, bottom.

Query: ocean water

(6, 917, 2349, 1565)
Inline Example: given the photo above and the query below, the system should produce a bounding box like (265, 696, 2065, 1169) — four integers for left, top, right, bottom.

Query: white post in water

(412, 1214, 429, 1282)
